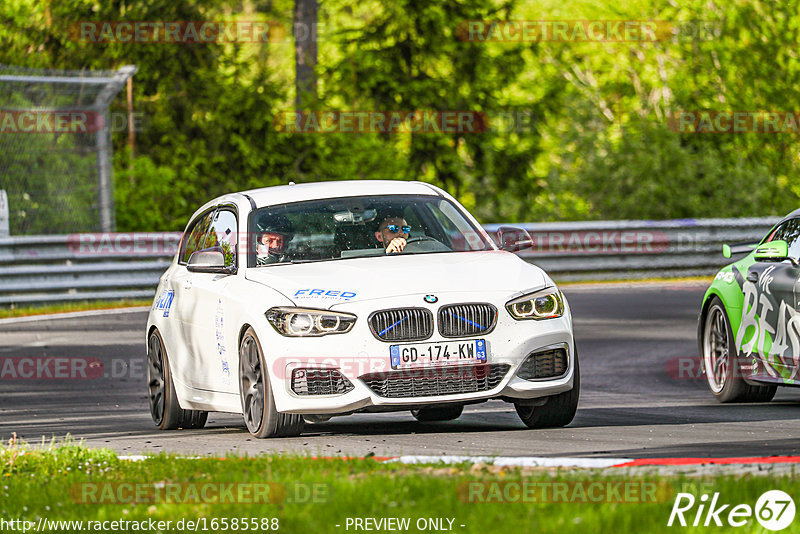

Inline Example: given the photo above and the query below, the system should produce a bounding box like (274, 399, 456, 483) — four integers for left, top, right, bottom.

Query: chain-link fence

(0, 65, 136, 235)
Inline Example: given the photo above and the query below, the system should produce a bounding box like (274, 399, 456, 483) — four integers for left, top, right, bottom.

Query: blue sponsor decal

(476, 339, 487, 361)
(294, 289, 357, 300)
(154, 289, 175, 317)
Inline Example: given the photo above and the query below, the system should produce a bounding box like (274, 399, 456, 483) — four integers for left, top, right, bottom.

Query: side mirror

(722, 242, 757, 258)
(187, 249, 233, 273)
(754, 240, 798, 266)
(495, 226, 533, 252)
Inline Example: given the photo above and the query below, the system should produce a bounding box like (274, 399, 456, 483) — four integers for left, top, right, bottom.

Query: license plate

(390, 339, 487, 370)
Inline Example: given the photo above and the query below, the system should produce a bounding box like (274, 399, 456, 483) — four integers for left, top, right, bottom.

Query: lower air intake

(291, 368, 354, 395)
(359, 363, 510, 398)
(516, 347, 568, 380)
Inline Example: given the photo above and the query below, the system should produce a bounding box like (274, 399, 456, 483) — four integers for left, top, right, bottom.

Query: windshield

(247, 194, 493, 267)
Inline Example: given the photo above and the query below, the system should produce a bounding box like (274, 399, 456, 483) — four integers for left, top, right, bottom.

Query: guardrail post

(0, 190, 9, 237)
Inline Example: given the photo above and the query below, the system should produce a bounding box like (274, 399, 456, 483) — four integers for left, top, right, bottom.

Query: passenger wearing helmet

(256, 214, 294, 265)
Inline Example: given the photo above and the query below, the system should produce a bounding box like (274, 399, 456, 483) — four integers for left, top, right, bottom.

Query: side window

(783, 219, 800, 259)
(208, 209, 238, 268)
(180, 211, 215, 264)
(767, 219, 800, 259)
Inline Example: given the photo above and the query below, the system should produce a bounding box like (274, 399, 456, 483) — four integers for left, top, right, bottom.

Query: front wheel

(239, 327, 304, 438)
(702, 297, 777, 403)
(147, 329, 207, 430)
(514, 351, 580, 429)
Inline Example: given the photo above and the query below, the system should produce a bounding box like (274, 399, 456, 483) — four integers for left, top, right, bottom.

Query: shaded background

(1, 0, 798, 232)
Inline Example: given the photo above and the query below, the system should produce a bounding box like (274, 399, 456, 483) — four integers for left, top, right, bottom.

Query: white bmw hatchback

(146, 180, 579, 437)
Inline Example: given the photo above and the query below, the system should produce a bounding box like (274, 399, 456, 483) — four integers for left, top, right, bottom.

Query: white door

(181, 208, 240, 392)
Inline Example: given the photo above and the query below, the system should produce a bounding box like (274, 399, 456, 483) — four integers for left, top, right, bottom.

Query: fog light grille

(291, 368, 354, 395)
(517, 347, 568, 380)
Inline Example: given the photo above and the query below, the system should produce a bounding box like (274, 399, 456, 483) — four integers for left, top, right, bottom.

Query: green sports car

(698, 210, 800, 402)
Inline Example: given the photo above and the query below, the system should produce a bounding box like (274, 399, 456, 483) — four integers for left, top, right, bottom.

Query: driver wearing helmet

(256, 214, 294, 265)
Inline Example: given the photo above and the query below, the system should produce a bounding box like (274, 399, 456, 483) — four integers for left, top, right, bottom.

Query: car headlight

(266, 307, 357, 337)
(506, 288, 564, 320)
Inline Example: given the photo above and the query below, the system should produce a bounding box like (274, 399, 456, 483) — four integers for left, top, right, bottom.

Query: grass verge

(0, 300, 151, 319)
(1, 439, 797, 533)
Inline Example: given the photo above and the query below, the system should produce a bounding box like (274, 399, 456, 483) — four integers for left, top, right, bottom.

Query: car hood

(244, 251, 549, 306)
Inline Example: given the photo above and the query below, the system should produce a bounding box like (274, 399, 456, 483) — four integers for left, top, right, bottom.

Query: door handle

(747, 271, 759, 283)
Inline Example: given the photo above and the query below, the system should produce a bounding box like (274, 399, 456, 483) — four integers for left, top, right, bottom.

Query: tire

(147, 329, 208, 430)
(411, 404, 464, 422)
(702, 297, 777, 403)
(239, 327, 304, 438)
(514, 349, 580, 429)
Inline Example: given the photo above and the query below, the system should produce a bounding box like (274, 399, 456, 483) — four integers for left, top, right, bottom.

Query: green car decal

(700, 219, 800, 386)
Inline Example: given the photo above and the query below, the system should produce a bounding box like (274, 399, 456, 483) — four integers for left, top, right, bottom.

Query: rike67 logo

(668, 490, 795, 530)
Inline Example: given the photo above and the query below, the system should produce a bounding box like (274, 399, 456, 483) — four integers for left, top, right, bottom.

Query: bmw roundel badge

(424, 295, 438, 303)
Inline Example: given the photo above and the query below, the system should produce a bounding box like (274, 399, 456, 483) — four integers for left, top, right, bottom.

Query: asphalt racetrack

(2, 281, 800, 459)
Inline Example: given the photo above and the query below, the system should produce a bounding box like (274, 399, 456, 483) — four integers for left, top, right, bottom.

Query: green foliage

(113, 152, 186, 231)
(4, 442, 800, 534)
(2, 0, 800, 231)
(534, 0, 800, 220)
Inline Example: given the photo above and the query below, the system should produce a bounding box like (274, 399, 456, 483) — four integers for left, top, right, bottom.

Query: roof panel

(239, 180, 441, 208)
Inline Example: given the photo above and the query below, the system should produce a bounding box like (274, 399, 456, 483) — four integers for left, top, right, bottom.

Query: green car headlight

(506, 288, 564, 320)
(266, 307, 357, 337)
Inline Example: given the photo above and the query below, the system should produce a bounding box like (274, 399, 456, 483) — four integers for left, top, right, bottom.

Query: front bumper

(265, 293, 576, 414)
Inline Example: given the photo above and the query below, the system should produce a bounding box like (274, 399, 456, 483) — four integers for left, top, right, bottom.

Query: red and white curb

(388, 455, 629, 468)
(385, 455, 800, 468)
(118, 454, 800, 468)
(610, 455, 800, 468)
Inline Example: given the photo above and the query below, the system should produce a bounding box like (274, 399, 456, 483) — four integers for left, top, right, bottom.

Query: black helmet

(258, 214, 294, 240)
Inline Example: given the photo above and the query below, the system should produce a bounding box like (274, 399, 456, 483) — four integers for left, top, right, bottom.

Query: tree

(294, 0, 318, 108)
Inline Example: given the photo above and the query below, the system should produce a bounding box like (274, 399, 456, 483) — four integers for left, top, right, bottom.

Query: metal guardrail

(485, 217, 778, 281)
(0, 218, 779, 305)
(0, 233, 179, 305)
